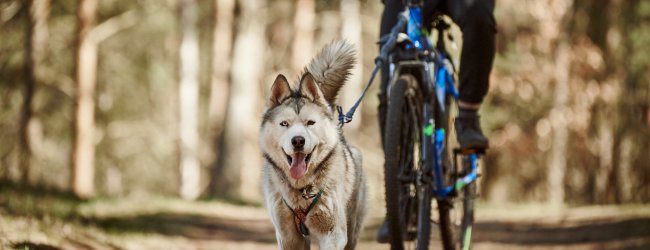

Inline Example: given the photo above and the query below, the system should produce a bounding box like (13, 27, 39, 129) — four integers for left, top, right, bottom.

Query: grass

(0, 180, 82, 220)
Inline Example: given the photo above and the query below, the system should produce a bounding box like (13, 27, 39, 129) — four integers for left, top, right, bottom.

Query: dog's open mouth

(286, 152, 311, 180)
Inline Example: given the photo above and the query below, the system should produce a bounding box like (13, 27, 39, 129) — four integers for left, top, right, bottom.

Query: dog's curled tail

(305, 40, 356, 105)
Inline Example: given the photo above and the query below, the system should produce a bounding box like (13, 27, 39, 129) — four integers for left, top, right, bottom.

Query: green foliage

(0, 180, 81, 220)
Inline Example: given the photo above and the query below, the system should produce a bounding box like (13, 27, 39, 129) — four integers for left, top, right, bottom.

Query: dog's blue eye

(307, 120, 316, 126)
(280, 121, 289, 127)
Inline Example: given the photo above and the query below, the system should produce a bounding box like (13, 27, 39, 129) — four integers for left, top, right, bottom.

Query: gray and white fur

(260, 40, 367, 250)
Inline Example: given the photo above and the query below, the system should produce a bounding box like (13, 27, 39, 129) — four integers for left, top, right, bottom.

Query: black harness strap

(281, 189, 324, 237)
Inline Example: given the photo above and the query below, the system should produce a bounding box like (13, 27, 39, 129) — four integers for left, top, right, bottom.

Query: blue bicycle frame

(400, 4, 479, 199)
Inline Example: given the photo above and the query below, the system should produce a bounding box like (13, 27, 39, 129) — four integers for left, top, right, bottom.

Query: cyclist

(376, 0, 496, 243)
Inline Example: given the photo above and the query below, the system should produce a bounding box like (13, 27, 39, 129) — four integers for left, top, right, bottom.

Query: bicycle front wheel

(383, 74, 430, 250)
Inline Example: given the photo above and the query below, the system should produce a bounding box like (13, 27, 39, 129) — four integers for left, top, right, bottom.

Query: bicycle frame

(388, 3, 479, 200)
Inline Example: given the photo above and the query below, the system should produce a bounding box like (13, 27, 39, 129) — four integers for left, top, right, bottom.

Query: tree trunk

(207, 0, 235, 197)
(214, 0, 266, 201)
(546, 0, 574, 207)
(618, 0, 650, 203)
(595, 113, 613, 203)
(72, 0, 98, 199)
(291, 0, 314, 75)
(339, 0, 363, 129)
(178, 0, 201, 200)
(547, 40, 569, 207)
(21, 0, 50, 185)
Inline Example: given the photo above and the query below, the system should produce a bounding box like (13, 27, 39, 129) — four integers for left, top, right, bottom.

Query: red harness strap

(282, 189, 323, 237)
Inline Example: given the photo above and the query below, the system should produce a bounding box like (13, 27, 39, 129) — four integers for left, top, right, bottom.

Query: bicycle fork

(421, 103, 450, 198)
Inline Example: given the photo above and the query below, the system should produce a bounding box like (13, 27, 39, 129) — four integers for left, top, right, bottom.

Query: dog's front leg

(266, 195, 310, 250)
(271, 212, 310, 250)
(276, 232, 310, 250)
(316, 205, 348, 250)
(318, 227, 347, 250)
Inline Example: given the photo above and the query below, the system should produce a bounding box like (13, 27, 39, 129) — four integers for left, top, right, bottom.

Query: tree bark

(21, 0, 50, 185)
(547, 40, 569, 207)
(290, 0, 314, 76)
(178, 0, 201, 200)
(596, 114, 613, 203)
(72, 0, 98, 199)
(616, 0, 649, 203)
(207, 0, 235, 197)
(214, 0, 266, 201)
(546, 0, 574, 207)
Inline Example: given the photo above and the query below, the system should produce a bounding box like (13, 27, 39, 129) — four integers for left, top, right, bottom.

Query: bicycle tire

(438, 198, 455, 250)
(384, 74, 430, 250)
(438, 154, 478, 250)
(416, 174, 432, 250)
(460, 157, 476, 250)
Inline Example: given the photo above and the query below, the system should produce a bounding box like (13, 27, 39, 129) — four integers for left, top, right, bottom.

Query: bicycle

(336, 1, 484, 249)
(377, 1, 483, 249)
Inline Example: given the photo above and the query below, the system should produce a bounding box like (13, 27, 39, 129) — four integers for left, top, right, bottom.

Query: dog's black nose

(291, 136, 305, 149)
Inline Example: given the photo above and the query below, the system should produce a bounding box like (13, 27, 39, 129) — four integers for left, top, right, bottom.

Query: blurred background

(1, 0, 649, 249)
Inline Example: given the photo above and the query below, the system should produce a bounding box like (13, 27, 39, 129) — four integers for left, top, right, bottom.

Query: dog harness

(281, 188, 323, 237)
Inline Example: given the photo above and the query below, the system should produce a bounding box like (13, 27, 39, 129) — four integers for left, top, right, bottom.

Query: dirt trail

(2, 203, 649, 250)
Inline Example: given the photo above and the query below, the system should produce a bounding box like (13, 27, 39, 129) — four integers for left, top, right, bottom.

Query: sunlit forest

(1, 0, 649, 249)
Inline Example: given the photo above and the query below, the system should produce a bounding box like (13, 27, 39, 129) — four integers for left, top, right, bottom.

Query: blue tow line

(338, 14, 408, 128)
(337, 62, 382, 128)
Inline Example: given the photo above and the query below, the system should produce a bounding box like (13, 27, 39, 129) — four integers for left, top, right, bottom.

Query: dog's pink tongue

(290, 153, 307, 179)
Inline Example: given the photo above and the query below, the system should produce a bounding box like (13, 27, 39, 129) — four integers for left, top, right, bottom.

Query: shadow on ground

(363, 217, 650, 248)
(12, 242, 61, 250)
(474, 218, 650, 246)
(83, 213, 276, 243)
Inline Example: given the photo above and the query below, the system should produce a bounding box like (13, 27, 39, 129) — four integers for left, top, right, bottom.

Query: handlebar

(376, 12, 408, 66)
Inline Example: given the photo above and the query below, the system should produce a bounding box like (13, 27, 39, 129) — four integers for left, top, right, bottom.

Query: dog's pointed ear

(299, 73, 327, 105)
(268, 74, 292, 107)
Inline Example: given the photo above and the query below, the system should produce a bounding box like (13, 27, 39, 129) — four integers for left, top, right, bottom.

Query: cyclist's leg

(444, 0, 496, 149)
(446, 0, 495, 104)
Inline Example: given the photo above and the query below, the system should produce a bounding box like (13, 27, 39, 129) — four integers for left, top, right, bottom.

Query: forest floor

(1, 185, 650, 250)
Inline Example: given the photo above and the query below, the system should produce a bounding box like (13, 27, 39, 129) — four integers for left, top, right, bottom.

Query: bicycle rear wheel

(459, 155, 477, 250)
(438, 153, 478, 250)
(383, 74, 430, 250)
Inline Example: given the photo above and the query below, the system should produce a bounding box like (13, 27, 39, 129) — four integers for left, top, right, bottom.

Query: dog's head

(260, 73, 339, 185)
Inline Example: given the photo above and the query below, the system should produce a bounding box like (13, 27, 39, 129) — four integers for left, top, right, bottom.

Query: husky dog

(260, 41, 367, 250)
